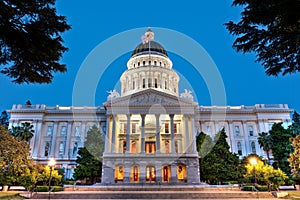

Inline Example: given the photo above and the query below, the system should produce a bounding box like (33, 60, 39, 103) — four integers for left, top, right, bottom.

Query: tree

(288, 134, 300, 182)
(73, 125, 104, 184)
(258, 132, 272, 163)
(244, 158, 288, 190)
(290, 111, 300, 136)
(198, 129, 244, 184)
(36, 165, 62, 186)
(225, 0, 300, 76)
(0, 0, 71, 84)
(269, 123, 293, 174)
(11, 122, 34, 142)
(0, 110, 9, 128)
(0, 125, 35, 187)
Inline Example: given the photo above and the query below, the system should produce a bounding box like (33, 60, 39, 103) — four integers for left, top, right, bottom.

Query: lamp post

(249, 157, 258, 192)
(48, 158, 56, 200)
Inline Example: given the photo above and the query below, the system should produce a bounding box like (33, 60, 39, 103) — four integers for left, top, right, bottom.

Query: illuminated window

(174, 124, 177, 134)
(115, 165, 124, 183)
(177, 164, 186, 182)
(133, 165, 139, 182)
(131, 141, 136, 153)
(132, 123, 136, 134)
(123, 141, 126, 153)
(165, 123, 169, 133)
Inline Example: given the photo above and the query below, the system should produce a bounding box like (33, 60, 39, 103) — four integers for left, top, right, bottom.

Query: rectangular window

(75, 126, 80, 137)
(73, 142, 78, 156)
(47, 126, 53, 136)
(59, 141, 64, 156)
(165, 140, 170, 153)
(143, 79, 146, 88)
(237, 142, 242, 155)
(132, 123, 136, 134)
(132, 81, 135, 90)
(154, 78, 158, 88)
(235, 126, 240, 136)
(123, 141, 126, 153)
(249, 126, 254, 136)
(44, 142, 50, 156)
(131, 141, 136, 153)
(175, 141, 179, 153)
(174, 124, 177, 134)
(60, 126, 67, 136)
(165, 123, 169, 134)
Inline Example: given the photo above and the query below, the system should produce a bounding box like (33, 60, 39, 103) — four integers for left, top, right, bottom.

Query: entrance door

(163, 166, 170, 182)
(146, 166, 156, 183)
(145, 142, 156, 154)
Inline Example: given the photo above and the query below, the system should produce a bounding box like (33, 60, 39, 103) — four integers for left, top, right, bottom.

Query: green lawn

(0, 192, 24, 199)
(285, 191, 300, 200)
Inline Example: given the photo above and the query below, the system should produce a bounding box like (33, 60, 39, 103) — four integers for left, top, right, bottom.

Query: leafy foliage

(269, 123, 293, 174)
(198, 129, 244, 184)
(0, 110, 9, 128)
(73, 125, 104, 184)
(288, 134, 300, 182)
(244, 158, 288, 189)
(0, 0, 71, 84)
(225, 0, 300, 76)
(257, 132, 272, 163)
(0, 125, 35, 186)
(11, 122, 34, 142)
(36, 165, 62, 186)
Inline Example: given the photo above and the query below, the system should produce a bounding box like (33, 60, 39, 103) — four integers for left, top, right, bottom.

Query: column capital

(169, 114, 175, 118)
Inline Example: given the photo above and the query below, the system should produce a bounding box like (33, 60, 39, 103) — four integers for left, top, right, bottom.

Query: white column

(155, 114, 160, 153)
(126, 114, 131, 153)
(170, 114, 175, 154)
(185, 115, 190, 153)
(64, 121, 73, 158)
(50, 121, 59, 157)
(191, 115, 197, 153)
(242, 121, 250, 154)
(104, 115, 110, 153)
(228, 120, 235, 152)
(141, 114, 146, 153)
(32, 120, 42, 158)
(111, 115, 116, 153)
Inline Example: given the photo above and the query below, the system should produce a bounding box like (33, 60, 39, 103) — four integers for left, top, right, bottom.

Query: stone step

(31, 191, 276, 199)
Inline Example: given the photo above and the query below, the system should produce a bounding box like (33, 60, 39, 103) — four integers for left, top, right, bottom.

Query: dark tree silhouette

(0, 0, 71, 84)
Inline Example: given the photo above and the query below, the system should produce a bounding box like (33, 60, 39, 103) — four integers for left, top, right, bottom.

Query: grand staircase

(30, 185, 276, 199)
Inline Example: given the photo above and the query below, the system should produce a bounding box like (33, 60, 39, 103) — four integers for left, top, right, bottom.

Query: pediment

(104, 89, 197, 108)
(104, 89, 198, 115)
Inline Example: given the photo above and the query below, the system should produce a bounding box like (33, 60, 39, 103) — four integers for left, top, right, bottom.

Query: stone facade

(8, 29, 292, 183)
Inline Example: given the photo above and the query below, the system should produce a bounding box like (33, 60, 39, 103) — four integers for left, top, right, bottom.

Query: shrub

(242, 186, 255, 191)
(35, 186, 63, 192)
(257, 185, 268, 191)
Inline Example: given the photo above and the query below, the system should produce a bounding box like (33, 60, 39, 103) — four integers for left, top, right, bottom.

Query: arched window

(146, 165, 156, 183)
(177, 164, 187, 182)
(237, 142, 242, 155)
(115, 165, 124, 183)
(44, 142, 50, 156)
(162, 165, 171, 182)
(154, 61, 157, 66)
(131, 165, 139, 182)
(251, 141, 256, 154)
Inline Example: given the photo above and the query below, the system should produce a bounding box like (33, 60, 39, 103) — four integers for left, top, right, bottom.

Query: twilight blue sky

(1, 0, 299, 113)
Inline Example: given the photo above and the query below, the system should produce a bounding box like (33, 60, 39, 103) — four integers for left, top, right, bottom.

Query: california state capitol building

(8, 29, 292, 184)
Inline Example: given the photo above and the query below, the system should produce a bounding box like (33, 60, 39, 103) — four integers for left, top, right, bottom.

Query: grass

(0, 192, 24, 199)
(284, 191, 300, 199)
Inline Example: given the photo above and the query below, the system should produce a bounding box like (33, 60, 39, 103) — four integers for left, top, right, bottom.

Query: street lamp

(48, 158, 56, 200)
(249, 157, 258, 191)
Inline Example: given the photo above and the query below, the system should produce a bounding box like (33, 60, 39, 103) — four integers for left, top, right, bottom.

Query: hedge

(242, 185, 268, 191)
(36, 186, 63, 192)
